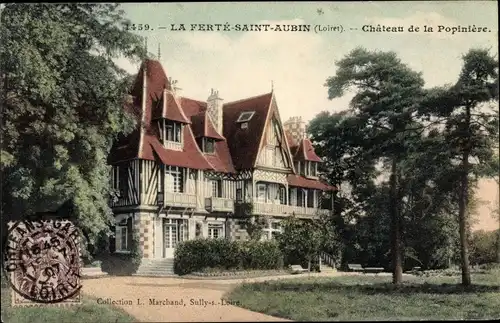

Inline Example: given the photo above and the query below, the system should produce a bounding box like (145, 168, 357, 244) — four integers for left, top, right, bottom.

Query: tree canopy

(1, 4, 146, 244)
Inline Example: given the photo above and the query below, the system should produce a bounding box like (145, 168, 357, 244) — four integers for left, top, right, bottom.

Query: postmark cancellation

(2, 219, 82, 307)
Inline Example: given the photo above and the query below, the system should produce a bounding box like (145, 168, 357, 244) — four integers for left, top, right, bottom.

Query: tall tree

(1, 4, 146, 245)
(324, 48, 426, 284)
(420, 49, 499, 285)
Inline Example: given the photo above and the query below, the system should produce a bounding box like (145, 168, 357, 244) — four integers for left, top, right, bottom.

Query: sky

(118, 1, 498, 124)
(117, 2, 499, 231)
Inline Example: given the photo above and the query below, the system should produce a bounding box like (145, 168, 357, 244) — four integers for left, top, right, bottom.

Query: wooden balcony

(287, 206, 331, 218)
(251, 202, 330, 218)
(205, 197, 234, 213)
(164, 192, 197, 208)
(164, 140, 182, 151)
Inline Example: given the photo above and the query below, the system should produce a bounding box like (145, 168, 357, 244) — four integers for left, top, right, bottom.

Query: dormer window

(204, 138, 215, 154)
(236, 111, 255, 123)
(165, 120, 182, 143)
(196, 137, 216, 154)
(311, 162, 318, 176)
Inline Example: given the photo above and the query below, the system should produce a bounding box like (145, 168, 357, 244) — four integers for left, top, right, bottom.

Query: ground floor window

(208, 223, 225, 239)
(264, 221, 282, 240)
(116, 226, 128, 251)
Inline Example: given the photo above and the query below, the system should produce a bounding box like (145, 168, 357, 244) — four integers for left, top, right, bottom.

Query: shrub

(470, 230, 498, 265)
(100, 231, 142, 275)
(174, 238, 283, 275)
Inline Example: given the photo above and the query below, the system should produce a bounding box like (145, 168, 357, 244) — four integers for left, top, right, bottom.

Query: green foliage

(100, 231, 141, 275)
(129, 230, 143, 270)
(276, 216, 338, 271)
(311, 47, 499, 283)
(236, 202, 269, 240)
(0, 4, 146, 245)
(174, 238, 283, 275)
(470, 230, 498, 265)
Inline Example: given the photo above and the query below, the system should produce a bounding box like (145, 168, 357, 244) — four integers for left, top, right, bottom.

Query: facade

(108, 59, 336, 260)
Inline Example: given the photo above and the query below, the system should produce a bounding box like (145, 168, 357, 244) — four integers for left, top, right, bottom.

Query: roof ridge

(223, 92, 272, 107)
(181, 97, 207, 104)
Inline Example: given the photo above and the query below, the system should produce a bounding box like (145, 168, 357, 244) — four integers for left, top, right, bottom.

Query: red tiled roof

(141, 127, 212, 170)
(109, 59, 331, 189)
(152, 91, 191, 124)
(293, 138, 323, 162)
(191, 112, 225, 141)
(223, 93, 273, 170)
(287, 174, 336, 191)
(180, 97, 235, 174)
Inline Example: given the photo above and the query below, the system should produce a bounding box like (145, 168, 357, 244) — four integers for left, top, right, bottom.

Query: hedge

(174, 239, 283, 275)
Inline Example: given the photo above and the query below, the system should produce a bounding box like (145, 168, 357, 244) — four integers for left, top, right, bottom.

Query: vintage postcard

(1, 1, 498, 322)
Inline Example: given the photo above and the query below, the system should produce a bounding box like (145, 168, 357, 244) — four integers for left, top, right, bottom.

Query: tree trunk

(497, 219, 500, 264)
(458, 160, 471, 285)
(458, 105, 472, 286)
(390, 157, 403, 284)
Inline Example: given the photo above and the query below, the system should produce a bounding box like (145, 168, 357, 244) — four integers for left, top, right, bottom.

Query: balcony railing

(205, 197, 234, 213)
(251, 202, 330, 218)
(164, 141, 182, 151)
(165, 192, 197, 208)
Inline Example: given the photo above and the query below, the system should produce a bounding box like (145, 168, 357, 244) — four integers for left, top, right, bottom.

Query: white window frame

(208, 223, 224, 239)
(165, 120, 182, 143)
(236, 111, 255, 123)
(116, 226, 128, 252)
(256, 183, 267, 202)
(211, 180, 220, 197)
(165, 166, 184, 193)
(263, 221, 282, 240)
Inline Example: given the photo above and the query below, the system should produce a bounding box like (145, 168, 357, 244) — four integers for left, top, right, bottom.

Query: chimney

(283, 116, 306, 146)
(206, 89, 224, 134)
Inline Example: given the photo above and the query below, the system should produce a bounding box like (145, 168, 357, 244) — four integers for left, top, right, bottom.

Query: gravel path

(83, 271, 353, 322)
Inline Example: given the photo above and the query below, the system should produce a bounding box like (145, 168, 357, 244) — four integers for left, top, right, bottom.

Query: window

(117, 226, 128, 251)
(278, 187, 286, 205)
(165, 166, 184, 193)
(118, 166, 129, 197)
(297, 189, 305, 207)
(236, 111, 255, 123)
(257, 184, 267, 202)
(236, 188, 242, 202)
(165, 120, 182, 143)
(204, 138, 215, 154)
(195, 222, 202, 238)
(264, 221, 282, 240)
(307, 190, 315, 208)
(211, 180, 222, 198)
(311, 162, 317, 176)
(208, 223, 224, 239)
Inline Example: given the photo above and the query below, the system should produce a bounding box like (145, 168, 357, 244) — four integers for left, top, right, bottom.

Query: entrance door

(163, 219, 178, 258)
(163, 219, 187, 258)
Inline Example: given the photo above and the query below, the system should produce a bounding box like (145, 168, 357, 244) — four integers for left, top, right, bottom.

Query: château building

(108, 59, 335, 262)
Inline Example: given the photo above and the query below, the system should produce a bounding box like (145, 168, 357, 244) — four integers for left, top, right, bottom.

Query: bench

(347, 264, 364, 272)
(363, 267, 385, 274)
(290, 265, 308, 274)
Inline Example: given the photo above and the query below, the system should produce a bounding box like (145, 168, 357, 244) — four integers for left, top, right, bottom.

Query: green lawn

(226, 270, 500, 321)
(1, 283, 137, 323)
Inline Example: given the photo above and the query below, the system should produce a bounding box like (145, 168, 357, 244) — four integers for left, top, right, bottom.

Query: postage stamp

(3, 219, 82, 307)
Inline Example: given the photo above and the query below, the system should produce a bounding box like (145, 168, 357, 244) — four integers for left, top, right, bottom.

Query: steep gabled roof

(191, 112, 225, 141)
(109, 59, 212, 170)
(292, 138, 323, 163)
(142, 126, 212, 170)
(181, 97, 235, 174)
(151, 90, 190, 124)
(223, 93, 273, 170)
